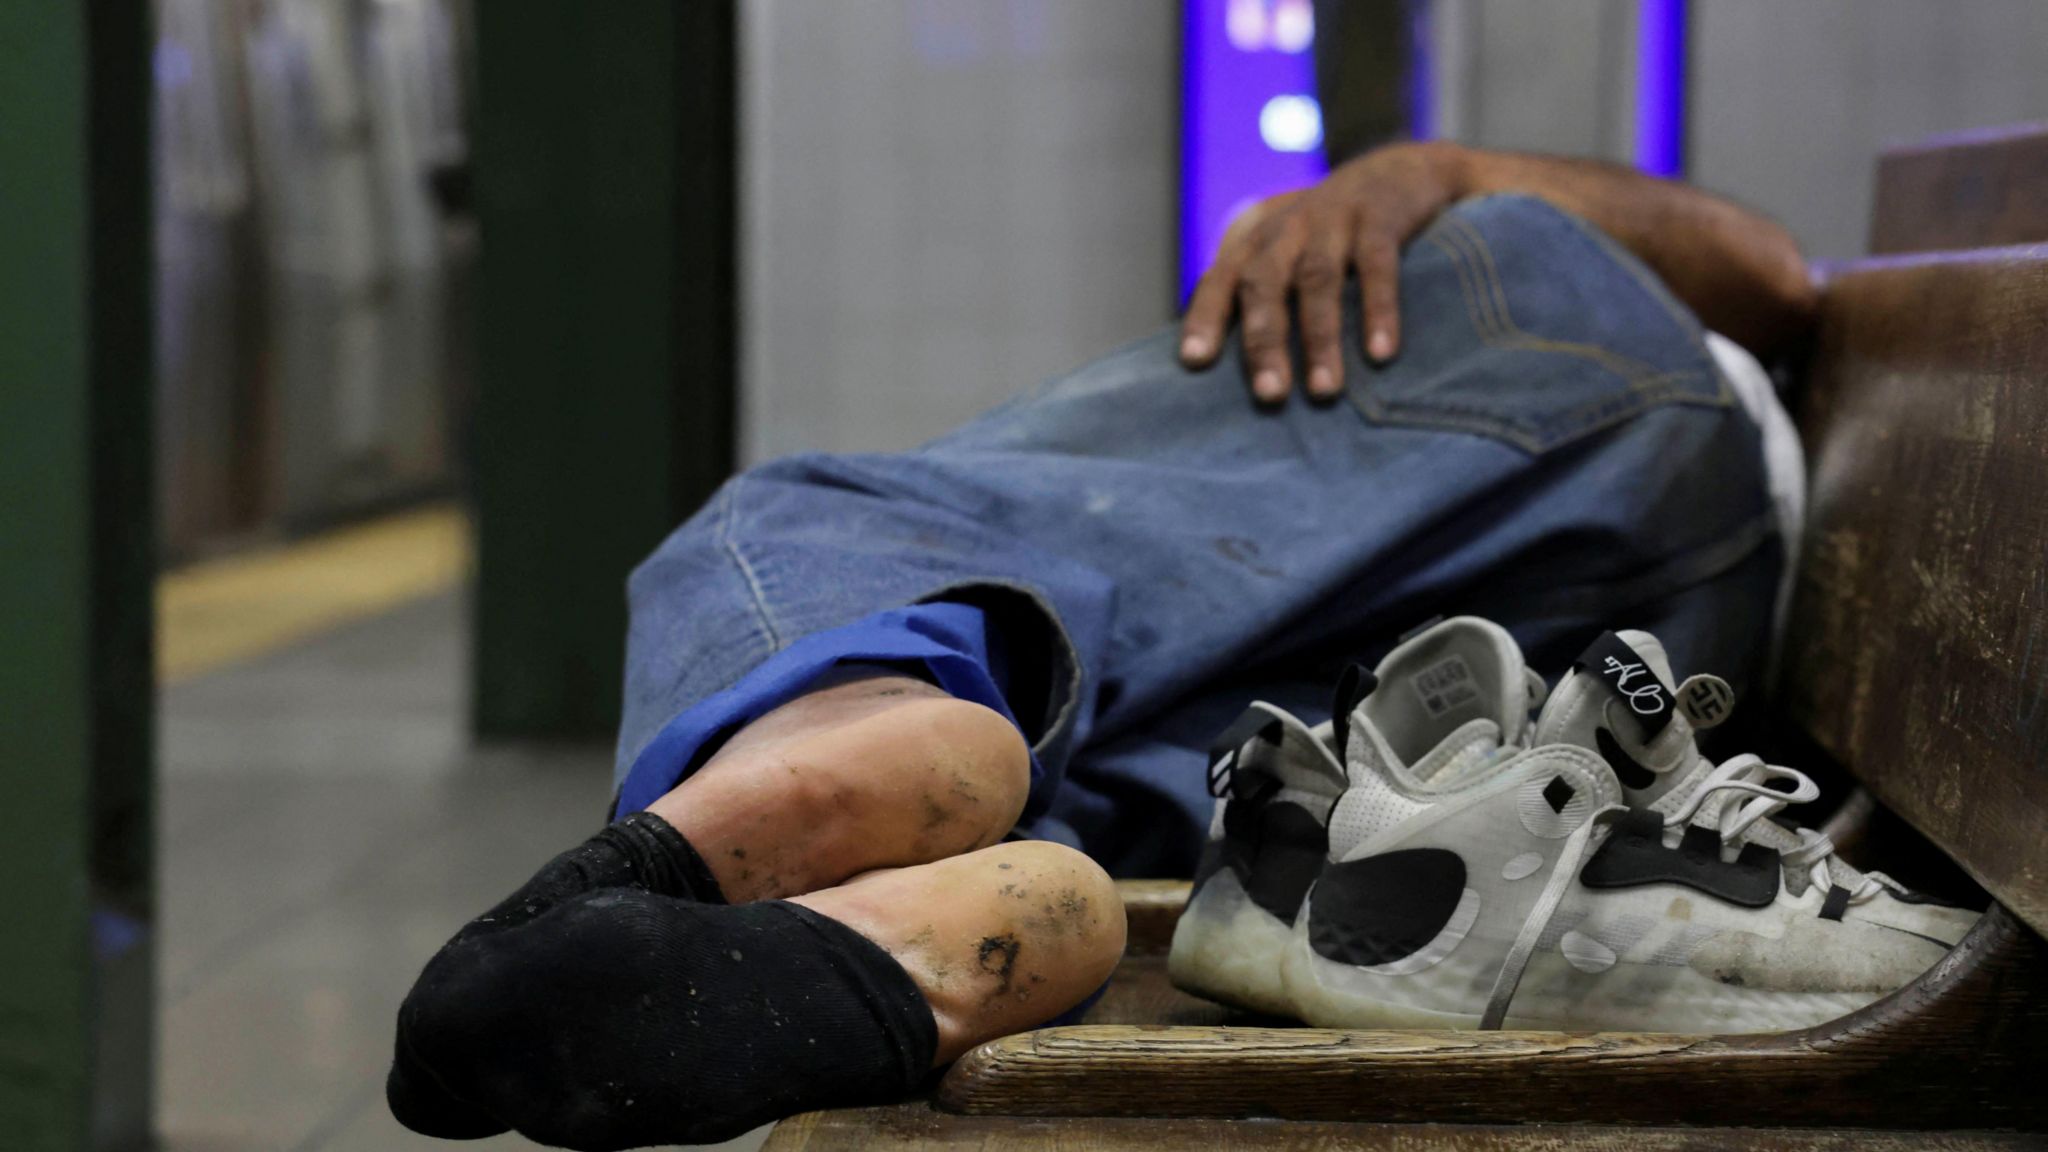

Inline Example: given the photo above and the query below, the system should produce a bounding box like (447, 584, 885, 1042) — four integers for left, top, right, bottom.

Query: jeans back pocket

(1348, 195, 1731, 455)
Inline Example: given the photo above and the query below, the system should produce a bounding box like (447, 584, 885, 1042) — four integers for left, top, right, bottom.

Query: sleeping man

(384, 141, 1868, 1148)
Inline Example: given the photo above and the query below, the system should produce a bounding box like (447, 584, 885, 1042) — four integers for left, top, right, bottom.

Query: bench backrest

(1778, 124, 2048, 935)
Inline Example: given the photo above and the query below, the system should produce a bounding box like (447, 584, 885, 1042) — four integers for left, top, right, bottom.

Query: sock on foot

(386, 811, 725, 1139)
(394, 889, 938, 1150)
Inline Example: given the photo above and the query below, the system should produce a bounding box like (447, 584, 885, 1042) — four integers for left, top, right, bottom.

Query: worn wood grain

(765, 1106, 2048, 1151)
(938, 902, 2048, 1128)
(1082, 950, 1282, 1028)
(1869, 124, 2048, 254)
(1114, 879, 1189, 954)
(1781, 247, 2048, 935)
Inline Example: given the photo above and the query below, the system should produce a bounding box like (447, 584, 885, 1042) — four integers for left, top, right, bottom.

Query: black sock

(392, 890, 938, 1149)
(386, 811, 726, 1139)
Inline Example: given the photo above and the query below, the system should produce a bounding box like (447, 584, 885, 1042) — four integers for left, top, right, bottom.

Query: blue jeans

(615, 195, 1781, 878)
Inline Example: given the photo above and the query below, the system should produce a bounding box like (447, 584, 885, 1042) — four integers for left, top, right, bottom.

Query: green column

(472, 1, 737, 740)
(0, 2, 155, 1150)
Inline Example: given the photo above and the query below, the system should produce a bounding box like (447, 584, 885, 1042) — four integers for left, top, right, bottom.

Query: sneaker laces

(1481, 802, 1624, 1029)
(1599, 693, 1898, 905)
(1480, 752, 1898, 1030)
(1663, 752, 1896, 906)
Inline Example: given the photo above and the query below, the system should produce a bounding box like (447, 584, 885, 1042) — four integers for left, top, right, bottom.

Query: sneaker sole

(1280, 914, 1487, 1029)
(1283, 919, 1889, 1032)
(1167, 868, 1297, 1018)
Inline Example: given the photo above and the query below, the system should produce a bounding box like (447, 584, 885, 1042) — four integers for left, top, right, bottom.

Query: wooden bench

(767, 126, 2048, 1149)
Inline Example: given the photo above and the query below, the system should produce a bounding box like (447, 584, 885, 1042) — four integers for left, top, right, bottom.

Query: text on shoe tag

(1410, 655, 1481, 719)
(1574, 632, 1673, 737)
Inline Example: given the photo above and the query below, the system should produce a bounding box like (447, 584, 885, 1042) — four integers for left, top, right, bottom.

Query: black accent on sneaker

(1330, 663, 1379, 763)
(1542, 775, 1576, 813)
(1578, 808, 1780, 908)
(1193, 797, 1332, 922)
(1594, 726, 1660, 792)
(391, 893, 936, 1149)
(1307, 848, 1467, 967)
(1819, 884, 1852, 921)
(1575, 632, 1674, 738)
(1207, 714, 1284, 799)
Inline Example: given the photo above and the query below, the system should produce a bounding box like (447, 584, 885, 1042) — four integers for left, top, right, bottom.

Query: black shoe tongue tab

(1207, 712, 1284, 800)
(1329, 662, 1379, 764)
(1574, 631, 1675, 739)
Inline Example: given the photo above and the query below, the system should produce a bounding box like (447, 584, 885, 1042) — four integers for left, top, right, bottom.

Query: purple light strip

(1633, 0, 1686, 177)
(1179, 0, 1326, 305)
(1405, 0, 1435, 140)
(1180, 0, 1209, 305)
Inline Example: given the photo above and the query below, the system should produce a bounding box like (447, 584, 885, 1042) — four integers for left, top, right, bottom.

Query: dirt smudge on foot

(976, 934, 1022, 1001)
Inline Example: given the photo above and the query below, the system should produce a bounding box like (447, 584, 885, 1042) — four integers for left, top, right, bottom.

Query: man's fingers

(1179, 263, 1239, 367)
(1180, 196, 1290, 366)
(1294, 233, 1348, 399)
(1237, 224, 1306, 403)
(1355, 233, 1402, 363)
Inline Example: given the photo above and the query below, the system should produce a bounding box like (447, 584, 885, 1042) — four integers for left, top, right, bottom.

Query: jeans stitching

(1453, 214, 1516, 341)
(1443, 214, 1679, 386)
(1435, 228, 1501, 342)
(1360, 209, 1727, 453)
(717, 476, 784, 651)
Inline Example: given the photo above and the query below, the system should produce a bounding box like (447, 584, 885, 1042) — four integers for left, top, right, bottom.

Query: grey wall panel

(1431, 0, 1639, 163)
(740, 0, 1178, 463)
(1427, 0, 2048, 262)
(1690, 0, 2048, 260)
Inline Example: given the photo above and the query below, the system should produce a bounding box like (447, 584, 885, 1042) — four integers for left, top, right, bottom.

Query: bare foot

(795, 839, 1126, 1064)
(646, 668, 1031, 903)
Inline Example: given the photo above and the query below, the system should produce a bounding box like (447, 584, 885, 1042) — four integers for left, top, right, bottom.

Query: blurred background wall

(153, 0, 471, 563)
(1687, 0, 2048, 261)
(1422, 0, 2048, 260)
(737, 0, 1180, 462)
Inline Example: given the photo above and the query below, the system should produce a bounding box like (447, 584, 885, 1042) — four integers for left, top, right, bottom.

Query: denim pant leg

(617, 194, 1779, 873)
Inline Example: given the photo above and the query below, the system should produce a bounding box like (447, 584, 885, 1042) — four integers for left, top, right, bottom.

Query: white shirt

(1705, 331, 1806, 647)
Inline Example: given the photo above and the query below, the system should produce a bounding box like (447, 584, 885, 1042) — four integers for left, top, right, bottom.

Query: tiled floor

(157, 590, 769, 1151)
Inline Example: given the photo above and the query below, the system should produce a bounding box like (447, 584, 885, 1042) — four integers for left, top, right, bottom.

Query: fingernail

(1181, 335, 1209, 360)
(1254, 370, 1283, 400)
(1368, 330, 1394, 361)
(1309, 366, 1335, 395)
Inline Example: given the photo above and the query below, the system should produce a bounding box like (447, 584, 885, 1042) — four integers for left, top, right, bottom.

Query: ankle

(596, 812, 727, 903)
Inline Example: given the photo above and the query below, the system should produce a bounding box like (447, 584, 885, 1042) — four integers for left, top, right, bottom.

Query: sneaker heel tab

(1206, 711, 1285, 800)
(1330, 663, 1380, 762)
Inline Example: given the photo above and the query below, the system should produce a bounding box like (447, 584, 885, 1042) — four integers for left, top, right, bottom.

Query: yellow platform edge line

(158, 502, 472, 685)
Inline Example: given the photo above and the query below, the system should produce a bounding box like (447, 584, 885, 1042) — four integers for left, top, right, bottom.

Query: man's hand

(1179, 143, 1469, 404)
(1177, 141, 1818, 406)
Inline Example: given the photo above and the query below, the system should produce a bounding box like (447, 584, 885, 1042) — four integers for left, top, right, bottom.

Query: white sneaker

(1168, 616, 1543, 1016)
(1282, 627, 1981, 1033)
